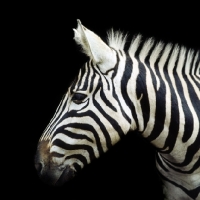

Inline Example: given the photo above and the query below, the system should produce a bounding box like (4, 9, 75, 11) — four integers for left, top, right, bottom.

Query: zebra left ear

(73, 19, 116, 73)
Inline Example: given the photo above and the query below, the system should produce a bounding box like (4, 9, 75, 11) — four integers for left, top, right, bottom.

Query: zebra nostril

(35, 162, 43, 174)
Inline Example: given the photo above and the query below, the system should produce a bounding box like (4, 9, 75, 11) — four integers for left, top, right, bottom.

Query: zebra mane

(106, 29, 175, 54)
(106, 29, 166, 56)
(107, 30, 200, 74)
(107, 29, 128, 50)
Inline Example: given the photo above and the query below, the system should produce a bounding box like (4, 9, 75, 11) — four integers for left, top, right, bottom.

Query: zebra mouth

(36, 164, 76, 187)
(54, 166, 76, 186)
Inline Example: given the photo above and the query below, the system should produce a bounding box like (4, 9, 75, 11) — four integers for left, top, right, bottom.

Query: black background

(9, 2, 199, 199)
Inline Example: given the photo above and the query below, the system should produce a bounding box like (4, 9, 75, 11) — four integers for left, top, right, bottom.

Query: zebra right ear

(73, 19, 116, 73)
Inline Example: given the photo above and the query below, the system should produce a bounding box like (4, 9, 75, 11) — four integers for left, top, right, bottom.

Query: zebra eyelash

(71, 93, 88, 104)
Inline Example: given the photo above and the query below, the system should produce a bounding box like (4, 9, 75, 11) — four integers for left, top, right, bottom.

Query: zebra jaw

(35, 140, 77, 186)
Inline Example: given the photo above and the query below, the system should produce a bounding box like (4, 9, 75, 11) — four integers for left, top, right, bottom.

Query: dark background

(10, 2, 199, 200)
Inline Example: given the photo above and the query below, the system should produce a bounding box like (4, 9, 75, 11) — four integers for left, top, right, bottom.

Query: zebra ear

(73, 19, 116, 73)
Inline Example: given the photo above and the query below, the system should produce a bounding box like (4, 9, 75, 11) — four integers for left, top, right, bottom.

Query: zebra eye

(72, 93, 87, 104)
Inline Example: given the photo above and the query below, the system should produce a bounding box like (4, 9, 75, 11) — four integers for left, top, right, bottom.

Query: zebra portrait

(35, 19, 200, 199)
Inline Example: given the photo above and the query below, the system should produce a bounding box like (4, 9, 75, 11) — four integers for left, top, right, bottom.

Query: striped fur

(35, 20, 200, 199)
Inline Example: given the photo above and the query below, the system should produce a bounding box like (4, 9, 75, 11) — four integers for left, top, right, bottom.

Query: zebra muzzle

(35, 163, 75, 186)
(35, 140, 76, 186)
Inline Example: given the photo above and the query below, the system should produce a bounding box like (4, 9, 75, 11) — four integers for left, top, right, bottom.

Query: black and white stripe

(35, 20, 199, 199)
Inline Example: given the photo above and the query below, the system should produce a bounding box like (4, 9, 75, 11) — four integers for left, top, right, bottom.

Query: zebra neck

(127, 41, 199, 153)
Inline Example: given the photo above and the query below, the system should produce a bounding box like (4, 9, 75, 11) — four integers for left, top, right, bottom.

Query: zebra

(35, 19, 200, 199)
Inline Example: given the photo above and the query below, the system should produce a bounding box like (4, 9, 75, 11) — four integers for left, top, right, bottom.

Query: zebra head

(35, 20, 139, 186)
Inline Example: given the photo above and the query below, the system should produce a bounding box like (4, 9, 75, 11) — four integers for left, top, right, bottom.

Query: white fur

(73, 20, 199, 79)
(73, 19, 116, 73)
(107, 29, 127, 50)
